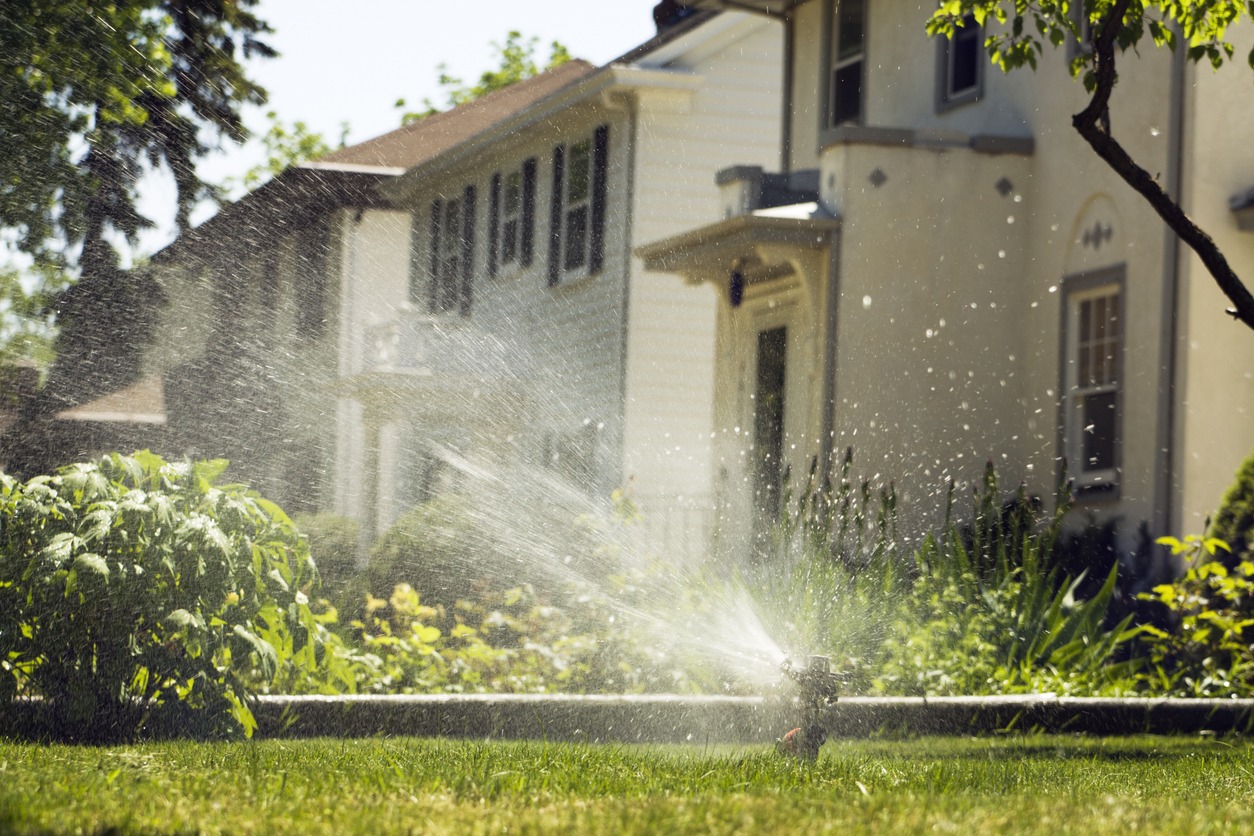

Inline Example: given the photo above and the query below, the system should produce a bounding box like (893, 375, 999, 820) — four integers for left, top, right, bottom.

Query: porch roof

(635, 206, 839, 286)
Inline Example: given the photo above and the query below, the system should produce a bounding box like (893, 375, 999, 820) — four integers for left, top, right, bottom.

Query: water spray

(775, 655, 843, 761)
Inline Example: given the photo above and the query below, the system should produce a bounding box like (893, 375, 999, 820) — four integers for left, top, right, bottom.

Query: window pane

(564, 205, 588, 270)
(832, 62, 862, 125)
(1082, 390, 1117, 473)
(568, 141, 591, 203)
(836, 0, 864, 61)
(950, 18, 980, 95)
(502, 218, 518, 264)
(504, 171, 521, 215)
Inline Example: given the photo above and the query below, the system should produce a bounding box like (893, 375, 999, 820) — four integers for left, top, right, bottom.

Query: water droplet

(862, 295, 873, 308)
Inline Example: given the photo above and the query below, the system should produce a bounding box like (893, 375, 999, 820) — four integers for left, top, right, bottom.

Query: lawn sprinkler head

(776, 656, 842, 762)
(780, 655, 843, 706)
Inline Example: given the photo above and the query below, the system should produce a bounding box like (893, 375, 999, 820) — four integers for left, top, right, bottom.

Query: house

(146, 5, 784, 561)
(637, 0, 1254, 559)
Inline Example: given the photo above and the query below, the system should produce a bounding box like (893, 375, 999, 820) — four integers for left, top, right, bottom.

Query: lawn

(2, 735, 1252, 834)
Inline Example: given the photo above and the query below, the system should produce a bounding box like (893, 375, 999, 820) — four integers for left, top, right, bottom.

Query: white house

(638, 0, 1254, 559)
(148, 6, 785, 562)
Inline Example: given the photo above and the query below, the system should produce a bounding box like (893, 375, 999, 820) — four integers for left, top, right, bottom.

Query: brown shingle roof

(316, 59, 598, 171)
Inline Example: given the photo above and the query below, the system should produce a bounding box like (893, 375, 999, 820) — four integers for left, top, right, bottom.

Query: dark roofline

(610, 8, 720, 66)
(150, 165, 395, 266)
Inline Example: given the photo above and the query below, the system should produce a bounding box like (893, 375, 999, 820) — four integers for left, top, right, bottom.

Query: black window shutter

(589, 124, 610, 274)
(297, 218, 327, 338)
(460, 184, 476, 315)
(488, 173, 501, 279)
(548, 144, 565, 286)
(428, 198, 443, 311)
(520, 157, 537, 267)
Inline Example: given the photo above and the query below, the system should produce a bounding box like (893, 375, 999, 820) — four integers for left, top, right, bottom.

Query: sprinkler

(775, 655, 843, 761)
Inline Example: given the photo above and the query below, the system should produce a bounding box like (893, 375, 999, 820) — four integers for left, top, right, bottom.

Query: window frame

(935, 12, 983, 112)
(424, 184, 476, 316)
(820, 0, 867, 141)
(489, 157, 537, 278)
(1059, 268, 1125, 495)
(548, 124, 609, 286)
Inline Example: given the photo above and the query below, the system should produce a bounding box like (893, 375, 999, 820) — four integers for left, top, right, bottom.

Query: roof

(153, 60, 599, 265)
(314, 59, 599, 171)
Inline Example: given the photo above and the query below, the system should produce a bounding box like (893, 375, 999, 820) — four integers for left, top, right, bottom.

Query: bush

(1137, 534, 1254, 697)
(1211, 448, 1254, 569)
(292, 512, 360, 597)
(0, 451, 326, 741)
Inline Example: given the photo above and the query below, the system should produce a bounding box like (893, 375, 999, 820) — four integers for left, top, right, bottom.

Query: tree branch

(1072, 0, 1254, 331)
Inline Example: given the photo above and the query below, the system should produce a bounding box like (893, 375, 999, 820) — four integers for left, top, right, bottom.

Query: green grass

(3, 735, 1253, 834)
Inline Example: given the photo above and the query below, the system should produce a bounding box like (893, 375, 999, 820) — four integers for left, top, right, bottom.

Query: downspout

(617, 94, 641, 496)
(1153, 35, 1186, 539)
(780, 11, 794, 174)
(818, 228, 841, 481)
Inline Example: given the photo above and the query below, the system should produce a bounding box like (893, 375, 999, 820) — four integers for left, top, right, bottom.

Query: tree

(928, 0, 1254, 331)
(0, 2, 273, 472)
(395, 31, 572, 125)
(222, 110, 349, 198)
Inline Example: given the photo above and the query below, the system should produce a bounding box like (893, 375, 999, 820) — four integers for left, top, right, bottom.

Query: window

(1067, 3, 1094, 62)
(425, 184, 476, 315)
(829, 0, 865, 127)
(937, 13, 982, 110)
(295, 219, 328, 338)
(489, 158, 537, 277)
(1062, 278, 1122, 491)
(548, 124, 609, 285)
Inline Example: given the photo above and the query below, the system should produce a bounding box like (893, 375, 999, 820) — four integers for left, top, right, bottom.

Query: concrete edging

(250, 694, 1254, 742)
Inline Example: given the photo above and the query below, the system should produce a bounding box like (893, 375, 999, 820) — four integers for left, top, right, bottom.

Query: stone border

(6, 695, 1251, 742)
(251, 694, 1254, 742)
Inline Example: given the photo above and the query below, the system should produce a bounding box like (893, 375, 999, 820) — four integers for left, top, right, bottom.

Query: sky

(140, 0, 666, 254)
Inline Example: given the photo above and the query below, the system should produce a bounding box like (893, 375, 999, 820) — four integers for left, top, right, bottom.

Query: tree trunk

(1073, 0, 1254, 332)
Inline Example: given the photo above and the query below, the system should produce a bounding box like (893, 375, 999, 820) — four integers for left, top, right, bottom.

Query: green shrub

(0, 451, 326, 740)
(292, 512, 360, 596)
(1137, 535, 1254, 697)
(1211, 448, 1254, 568)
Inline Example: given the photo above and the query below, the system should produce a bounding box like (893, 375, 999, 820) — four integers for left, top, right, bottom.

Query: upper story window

(489, 158, 537, 277)
(419, 184, 476, 315)
(295, 219, 328, 339)
(937, 13, 983, 110)
(548, 124, 609, 285)
(829, 0, 865, 127)
(1062, 274, 1123, 493)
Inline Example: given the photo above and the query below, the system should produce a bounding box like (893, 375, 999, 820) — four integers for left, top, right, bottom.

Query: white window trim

(828, 0, 866, 129)
(1061, 273, 1124, 493)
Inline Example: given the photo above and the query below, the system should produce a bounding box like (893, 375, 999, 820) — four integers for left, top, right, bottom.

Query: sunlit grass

(3, 735, 1253, 834)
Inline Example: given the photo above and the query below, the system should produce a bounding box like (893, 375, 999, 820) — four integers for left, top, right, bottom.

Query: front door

(753, 326, 787, 547)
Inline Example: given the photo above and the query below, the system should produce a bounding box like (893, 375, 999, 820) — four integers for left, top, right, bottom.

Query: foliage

(0, 265, 67, 374)
(756, 456, 1138, 697)
(1210, 447, 1254, 568)
(222, 111, 348, 197)
(0, 0, 271, 266)
(326, 582, 691, 696)
(928, 0, 1252, 80)
(292, 511, 360, 598)
(0, 451, 326, 740)
(396, 31, 572, 124)
(1137, 534, 1254, 696)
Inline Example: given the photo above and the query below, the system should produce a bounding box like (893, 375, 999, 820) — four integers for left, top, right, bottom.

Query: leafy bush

(292, 511, 359, 597)
(0, 451, 327, 740)
(1137, 535, 1254, 697)
(1211, 448, 1254, 569)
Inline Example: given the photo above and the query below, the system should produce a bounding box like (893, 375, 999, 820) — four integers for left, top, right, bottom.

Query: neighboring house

(638, 0, 1254, 559)
(148, 5, 784, 561)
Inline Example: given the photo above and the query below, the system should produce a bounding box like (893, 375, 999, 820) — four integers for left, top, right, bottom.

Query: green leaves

(0, 451, 322, 741)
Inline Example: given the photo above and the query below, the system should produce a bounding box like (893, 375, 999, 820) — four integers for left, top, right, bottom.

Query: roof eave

(636, 213, 840, 286)
(381, 65, 704, 205)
